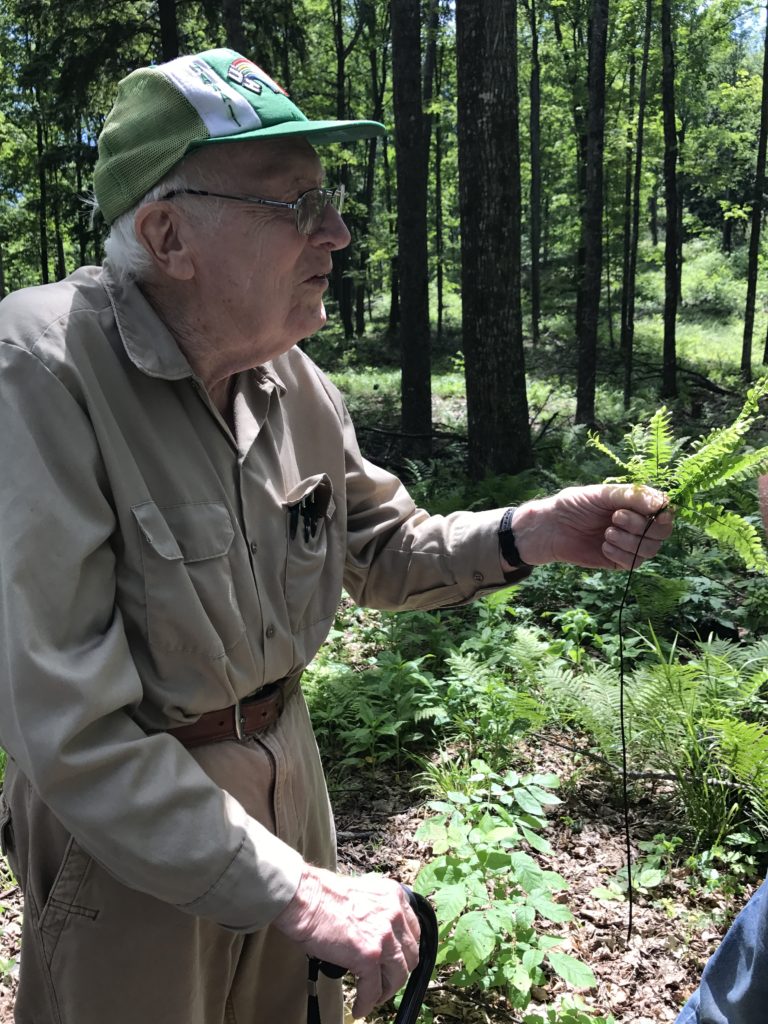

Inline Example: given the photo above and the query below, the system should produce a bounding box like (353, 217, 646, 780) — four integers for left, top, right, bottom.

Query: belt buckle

(234, 700, 246, 742)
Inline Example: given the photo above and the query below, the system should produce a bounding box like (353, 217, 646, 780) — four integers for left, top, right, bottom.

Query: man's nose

(310, 205, 351, 251)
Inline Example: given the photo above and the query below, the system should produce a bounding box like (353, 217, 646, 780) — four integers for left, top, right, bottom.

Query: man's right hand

(273, 865, 421, 1019)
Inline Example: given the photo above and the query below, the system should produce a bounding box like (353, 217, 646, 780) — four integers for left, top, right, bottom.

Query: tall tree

(158, 0, 179, 61)
(575, 0, 610, 425)
(661, 0, 679, 398)
(744, 0, 768, 379)
(456, 0, 533, 477)
(621, 0, 653, 407)
(391, 0, 432, 458)
(522, 0, 542, 347)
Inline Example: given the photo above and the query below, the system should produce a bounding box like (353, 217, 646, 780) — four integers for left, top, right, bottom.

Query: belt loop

(234, 699, 245, 742)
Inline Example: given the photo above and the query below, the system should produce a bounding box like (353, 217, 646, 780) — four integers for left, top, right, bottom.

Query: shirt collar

(101, 260, 286, 395)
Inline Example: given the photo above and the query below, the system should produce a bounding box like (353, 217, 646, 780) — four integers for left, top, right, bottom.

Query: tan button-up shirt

(0, 263, 525, 929)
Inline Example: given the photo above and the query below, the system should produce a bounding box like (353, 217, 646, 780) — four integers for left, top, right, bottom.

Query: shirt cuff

(451, 506, 534, 599)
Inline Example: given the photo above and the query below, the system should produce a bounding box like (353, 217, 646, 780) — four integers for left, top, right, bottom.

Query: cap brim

(190, 118, 387, 149)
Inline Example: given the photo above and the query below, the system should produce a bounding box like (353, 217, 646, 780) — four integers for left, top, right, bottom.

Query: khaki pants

(0, 690, 342, 1024)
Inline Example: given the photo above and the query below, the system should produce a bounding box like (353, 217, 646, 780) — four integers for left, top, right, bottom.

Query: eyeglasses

(159, 184, 346, 236)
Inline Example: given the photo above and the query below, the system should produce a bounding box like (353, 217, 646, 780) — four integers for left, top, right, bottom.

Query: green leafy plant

(587, 379, 768, 571)
(414, 762, 596, 1012)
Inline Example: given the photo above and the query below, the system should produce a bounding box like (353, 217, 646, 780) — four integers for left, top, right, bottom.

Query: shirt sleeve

(340, 402, 532, 610)
(0, 342, 303, 930)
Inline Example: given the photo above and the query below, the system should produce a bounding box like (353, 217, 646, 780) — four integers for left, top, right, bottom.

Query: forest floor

(0, 730, 753, 1024)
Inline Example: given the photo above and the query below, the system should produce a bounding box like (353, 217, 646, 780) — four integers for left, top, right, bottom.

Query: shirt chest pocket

(283, 474, 337, 631)
(132, 500, 246, 657)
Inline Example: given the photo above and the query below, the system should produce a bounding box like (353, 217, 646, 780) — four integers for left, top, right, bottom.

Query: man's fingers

(352, 966, 384, 1020)
(611, 507, 674, 539)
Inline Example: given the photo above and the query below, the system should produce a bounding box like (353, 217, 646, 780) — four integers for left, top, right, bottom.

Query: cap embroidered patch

(226, 56, 288, 97)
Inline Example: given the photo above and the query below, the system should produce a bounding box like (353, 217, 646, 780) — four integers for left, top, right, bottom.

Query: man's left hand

(509, 484, 673, 571)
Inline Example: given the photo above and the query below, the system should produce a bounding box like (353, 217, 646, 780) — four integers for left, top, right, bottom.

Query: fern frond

(672, 380, 768, 506)
(685, 503, 768, 573)
(586, 431, 631, 475)
(637, 407, 677, 488)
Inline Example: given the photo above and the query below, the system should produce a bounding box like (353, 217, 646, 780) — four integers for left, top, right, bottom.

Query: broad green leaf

(529, 892, 574, 923)
(452, 911, 497, 975)
(546, 951, 597, 990)
(431, 882, 468, 923)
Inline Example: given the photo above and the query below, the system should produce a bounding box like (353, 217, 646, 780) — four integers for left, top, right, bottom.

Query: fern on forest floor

(587, 378, 768, 571)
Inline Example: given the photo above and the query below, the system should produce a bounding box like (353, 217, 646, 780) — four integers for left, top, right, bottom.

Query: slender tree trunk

(522, 0, 542, 346)
(661, 0, 678, 398)
(620, 52, 636, 356)
(623, 0, 652, 407)
(552, 10, 588, 334)
(35, 110, 49, 285)
(391, 0, 432, 458)
(0, 237, 5, 299)
(434, 45, 445, 347)
(743, 0, 768, 378)
(456, 0, 533, 477)
(222, 0, 246, 52)
(575, 0, 610, 425)
(157, 0, 179, 61)
(384, 138, 400, 333)
(649, 180, 659, 246)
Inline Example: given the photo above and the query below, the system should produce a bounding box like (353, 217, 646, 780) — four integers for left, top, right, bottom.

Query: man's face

(185, 137, 351, 368)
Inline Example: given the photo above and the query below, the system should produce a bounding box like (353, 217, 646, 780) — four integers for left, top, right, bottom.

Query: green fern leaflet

(587, 379, 768, 573)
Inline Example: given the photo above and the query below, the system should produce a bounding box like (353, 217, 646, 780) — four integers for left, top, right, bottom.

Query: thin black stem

(618, 505, 667, 944)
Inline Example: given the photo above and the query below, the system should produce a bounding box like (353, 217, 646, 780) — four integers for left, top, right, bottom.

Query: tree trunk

(391, 0, 432, 458)
(434, 43, 445, 347)
(222, 0, 246, 52)
(575, 0, 610, 425)
(552, 9, 588, 337)
(157, 0, 179, 61)
(383, 137, 400, 334)
(620, 52, 636, 357)
(456, 0, 533, 477)
(623, 0, 652, 408)
(522, 0, 542, 346)
(661, 0, 679, 398)
(35, 110, 49, 285)
(743, 0, 768, 379)
(0, 237, 5, 299)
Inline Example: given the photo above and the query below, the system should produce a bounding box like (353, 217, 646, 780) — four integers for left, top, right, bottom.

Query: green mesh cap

(94, 48, 386, 224)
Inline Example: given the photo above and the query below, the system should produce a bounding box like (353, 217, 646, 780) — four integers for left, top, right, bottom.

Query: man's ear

(134, 202, 196, 281)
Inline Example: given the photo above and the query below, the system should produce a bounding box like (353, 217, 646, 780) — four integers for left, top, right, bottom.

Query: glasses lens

(297, 190, 326, 235)
(296, 188, 345, 234)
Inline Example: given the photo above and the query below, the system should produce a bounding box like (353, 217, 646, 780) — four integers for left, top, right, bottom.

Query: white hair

(97, 152, 229, 284)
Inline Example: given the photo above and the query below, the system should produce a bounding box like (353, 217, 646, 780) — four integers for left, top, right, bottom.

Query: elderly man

(0, 48, 671, 1024)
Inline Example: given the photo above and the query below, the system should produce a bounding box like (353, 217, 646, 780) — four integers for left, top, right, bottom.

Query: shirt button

(265, 625, 275, 639)
(473, 572, 484, 583)
(250, 541, 258, 554)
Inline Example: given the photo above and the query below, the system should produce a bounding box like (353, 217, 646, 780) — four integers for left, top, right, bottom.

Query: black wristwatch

(498, 507, 528, 569)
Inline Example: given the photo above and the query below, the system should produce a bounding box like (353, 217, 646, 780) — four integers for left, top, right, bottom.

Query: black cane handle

(309, 885, 437, 1024)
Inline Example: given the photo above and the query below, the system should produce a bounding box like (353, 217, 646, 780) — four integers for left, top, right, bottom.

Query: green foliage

(414, 762, 596, 1011)
(587, 380, 768, 571)
(538, 633, 768, 850)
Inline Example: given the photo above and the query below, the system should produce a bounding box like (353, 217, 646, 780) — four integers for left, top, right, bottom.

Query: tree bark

(222, 0, 246, 53)
(575, 0, 610, 425)
(157, 0, 179, 61)
(622, 0, 652, 407)
(456, 0, 533, 477)
(522, 0, 542, 346)
(744, 0, 768, 377)
(35, 109, 49, 285)
(661, 0, 679, 398)
(391, 0, 432, 458)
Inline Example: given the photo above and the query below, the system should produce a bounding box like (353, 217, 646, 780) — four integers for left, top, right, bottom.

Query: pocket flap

(133, 501, 236, 563)
(283, 474, 335, 520)
(132, 502, 184, 561)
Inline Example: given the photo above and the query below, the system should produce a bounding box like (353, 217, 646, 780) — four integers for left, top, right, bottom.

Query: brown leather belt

(167, 678, 298, 748)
